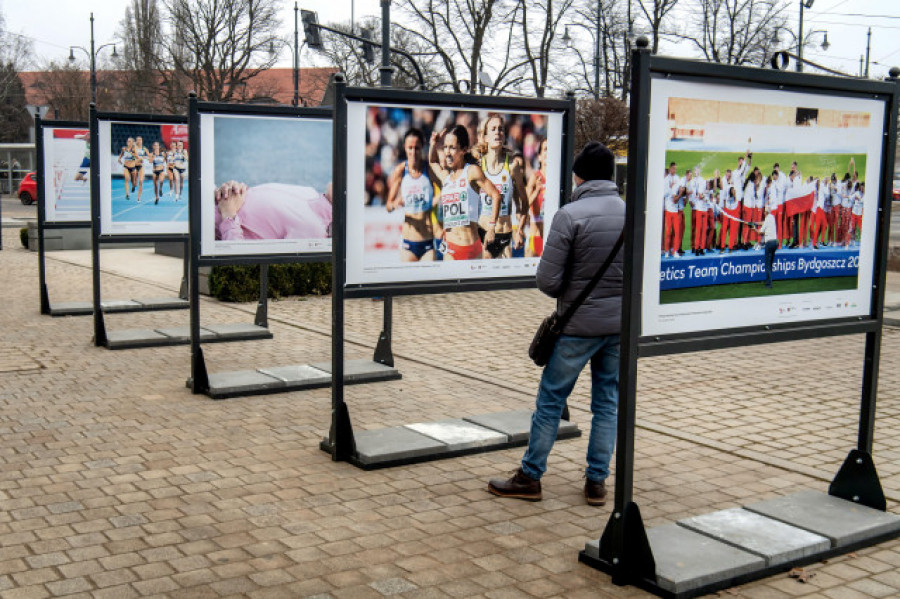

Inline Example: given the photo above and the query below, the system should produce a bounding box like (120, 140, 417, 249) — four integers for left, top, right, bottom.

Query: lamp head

(111, 45, 119, 59)
(68, 48, 75, 63)
(804, 0, 814, 8)
(561, 26, 572, 48)
(820, 32, 830, 51)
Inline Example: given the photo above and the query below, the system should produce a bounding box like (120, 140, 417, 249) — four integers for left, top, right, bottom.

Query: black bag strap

(556, 229, 625, 328)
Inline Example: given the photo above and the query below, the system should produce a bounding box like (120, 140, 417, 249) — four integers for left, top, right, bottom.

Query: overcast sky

(4, 0, 899, 81)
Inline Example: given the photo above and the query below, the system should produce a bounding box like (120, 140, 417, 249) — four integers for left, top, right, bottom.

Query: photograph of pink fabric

(214, 181, 333, 241)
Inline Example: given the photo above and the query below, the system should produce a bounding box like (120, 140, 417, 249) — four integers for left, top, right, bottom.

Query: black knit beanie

(573, 141, 615, 181)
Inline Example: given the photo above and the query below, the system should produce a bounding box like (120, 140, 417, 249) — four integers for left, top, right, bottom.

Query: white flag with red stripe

(783, 182, 816, 217)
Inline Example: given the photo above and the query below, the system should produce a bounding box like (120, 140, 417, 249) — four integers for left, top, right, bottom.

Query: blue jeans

(521, 334, 619, 483)
(764, 240, 778, 286)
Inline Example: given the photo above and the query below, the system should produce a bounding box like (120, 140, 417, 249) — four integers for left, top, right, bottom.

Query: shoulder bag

(528, 229, 625, 366)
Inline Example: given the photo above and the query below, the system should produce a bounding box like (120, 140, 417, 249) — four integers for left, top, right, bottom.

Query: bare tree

(678, 0, 786, 66)
(564, 0, 633, 99)
(394, 0, 524, 94)
(315, 19, 445, 90)
(574, 96, 629, 155)
(31, 62, 92, 121)
(113, 0, 166, 113)
(159, 0, 281, 109)
(0, 10, 31, 141)
(634, 0, 679, 54)
(516, 0, 577, 97)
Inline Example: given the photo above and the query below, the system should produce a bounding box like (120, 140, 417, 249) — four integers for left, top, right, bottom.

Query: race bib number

(481, 184, 510, 216)
(442, 191, 470, 228)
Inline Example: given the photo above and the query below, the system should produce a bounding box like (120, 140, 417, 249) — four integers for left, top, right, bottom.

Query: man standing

(752, 199, 779, 287)
(488, 141, 625, 506)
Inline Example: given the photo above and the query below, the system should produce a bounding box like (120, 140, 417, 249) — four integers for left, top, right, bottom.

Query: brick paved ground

(2, 235, 900, 598)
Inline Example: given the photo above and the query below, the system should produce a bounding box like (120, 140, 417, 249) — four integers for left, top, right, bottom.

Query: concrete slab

(258, 365, 330, 385)
(105, 328, 170, 349)
(678, 507, 830, 566)
(585, 524, 765, 594)
(48, 301, 93, 316)
(353, 426, 448, 466)
(156, 327, 216, 342)
(100, 299, 142, 311)
(204, 323, 271, 339)
(405, 419, 508, 452)
(744, 490, 900, 547)
(465, 409, 580, 443)
(134, 297, 189, 310)
(310, 359, 401, 383)
(207, 370, 285, 396)
(650, 524, 765, 594)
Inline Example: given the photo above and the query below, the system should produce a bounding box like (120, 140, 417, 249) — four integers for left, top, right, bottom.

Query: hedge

(208, 263, 332, 302)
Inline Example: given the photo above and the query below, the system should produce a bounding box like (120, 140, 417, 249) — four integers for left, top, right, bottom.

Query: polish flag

(783, 182, 816, 217)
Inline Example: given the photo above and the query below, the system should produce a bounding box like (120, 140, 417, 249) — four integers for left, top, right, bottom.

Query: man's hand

(215, 180, 247, 219)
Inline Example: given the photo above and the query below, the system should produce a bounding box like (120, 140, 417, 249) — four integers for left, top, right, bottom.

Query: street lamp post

(562, 19, 602, 99)
(269, 3, 302, 106)
(293, 2, 300, 106)
(797, 0, 816, 73)
(68, 12, 118, 105)
(773, 24, 829, 73)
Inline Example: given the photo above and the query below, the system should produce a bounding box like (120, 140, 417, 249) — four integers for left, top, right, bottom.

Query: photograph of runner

(345, 100, 565, 286)
(97, 119, 190, 235)
(199, 112, 332, 257)
(641, 78, 885, 337)
(41, 126, 91, 223)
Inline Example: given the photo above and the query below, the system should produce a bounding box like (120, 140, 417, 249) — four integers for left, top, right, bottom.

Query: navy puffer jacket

(536, 179, 625, 336)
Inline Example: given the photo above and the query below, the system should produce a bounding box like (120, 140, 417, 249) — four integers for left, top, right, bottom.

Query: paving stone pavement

(2, 235, 900, 598)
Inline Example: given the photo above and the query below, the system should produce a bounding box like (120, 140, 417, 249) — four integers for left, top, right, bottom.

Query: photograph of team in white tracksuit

(662, 152, 864, 259)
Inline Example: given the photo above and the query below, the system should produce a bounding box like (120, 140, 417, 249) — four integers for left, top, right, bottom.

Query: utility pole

(380, 0, 393, 87)
(865, 28, 871, 79)
(293, 2, 299, 106)
(797, 0, 804, 72)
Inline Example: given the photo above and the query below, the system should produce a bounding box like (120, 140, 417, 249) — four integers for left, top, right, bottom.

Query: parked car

(17, 172, 36, 205)
(894, 172, 900, 201)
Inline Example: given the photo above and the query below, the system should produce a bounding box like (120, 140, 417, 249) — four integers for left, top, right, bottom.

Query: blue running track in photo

(110, 175, 189, 223)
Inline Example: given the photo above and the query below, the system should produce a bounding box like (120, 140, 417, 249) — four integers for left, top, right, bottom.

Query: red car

(17, 172, 37, 205)
(894, 176, 900, 201)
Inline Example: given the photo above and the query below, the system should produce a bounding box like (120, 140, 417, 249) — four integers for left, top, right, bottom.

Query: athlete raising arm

(428, 125, 502, 261)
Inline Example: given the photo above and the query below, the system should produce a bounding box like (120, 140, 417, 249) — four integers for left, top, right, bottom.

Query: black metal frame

(327, 79, 577, 463)
(187, 98, 363, 395)
(89, 107, 190, 346)
(588, 49, 899, 595)
(34, 117, 92, 314)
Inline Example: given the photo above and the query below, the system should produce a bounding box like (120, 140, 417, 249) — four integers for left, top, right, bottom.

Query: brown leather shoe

(585, 479, 607, 506)
(488, 469, 542, 501)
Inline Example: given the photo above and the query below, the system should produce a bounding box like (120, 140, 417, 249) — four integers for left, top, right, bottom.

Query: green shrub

(20, 227, 28, 249)
(208, 263, 332, 302)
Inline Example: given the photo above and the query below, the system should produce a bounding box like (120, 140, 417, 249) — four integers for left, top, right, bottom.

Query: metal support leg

(373, 295, 394, 366)
(179, 238, 189, 299)
(254, 264, 268, 327)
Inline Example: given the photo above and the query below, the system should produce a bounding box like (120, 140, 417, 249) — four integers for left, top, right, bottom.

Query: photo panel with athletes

(344, 100, 565, 286)
(198, 113, 332, 257)
(642, 78, 885, 336)
(41, 126, 91, 223)
(97, 119, 190, 235)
